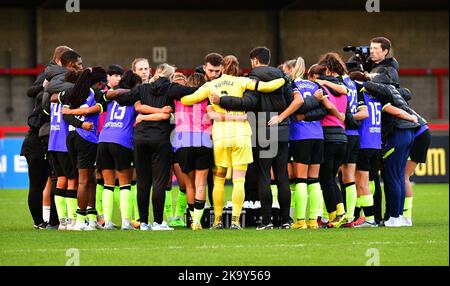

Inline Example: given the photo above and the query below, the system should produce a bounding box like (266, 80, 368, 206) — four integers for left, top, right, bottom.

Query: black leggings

(320, 142, 347, 214)
(134, 139, 172, 224)
(254, 142, 291, 225)
(244, 161, 259, 202)
(369, 155, 390, 222)
(380, 167, 391, 220)
(25, 152, 50, 226)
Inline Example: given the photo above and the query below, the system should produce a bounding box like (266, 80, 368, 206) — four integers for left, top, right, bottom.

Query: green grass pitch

(0, 184, 448, 266)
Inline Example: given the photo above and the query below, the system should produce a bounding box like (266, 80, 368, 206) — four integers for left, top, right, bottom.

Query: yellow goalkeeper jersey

(181, 74, 285, 140)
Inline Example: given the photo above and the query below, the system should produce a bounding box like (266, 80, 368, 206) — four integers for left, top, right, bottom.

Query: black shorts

(48, 151, 77, 178)
(175, 147, 214, 173)
(96, 142, 134, 171)
(356, 148, 381, 172)
(344, 135, 360, 164)
(409, 129, 431, 163)
(290, 139, 324, 165)
(66, 131, 97, 169)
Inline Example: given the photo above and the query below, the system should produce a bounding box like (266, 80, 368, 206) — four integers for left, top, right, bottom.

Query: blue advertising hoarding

(0, 138, 29, 189)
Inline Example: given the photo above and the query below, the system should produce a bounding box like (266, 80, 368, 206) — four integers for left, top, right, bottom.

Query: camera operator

(367, 37, 400, 87)
(345, 37, 400, 88)
(346, 37, 403, 225)
(365, 37, 399, 225)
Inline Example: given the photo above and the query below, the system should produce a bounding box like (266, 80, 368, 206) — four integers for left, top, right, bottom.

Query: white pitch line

(0, 240, 447, 254)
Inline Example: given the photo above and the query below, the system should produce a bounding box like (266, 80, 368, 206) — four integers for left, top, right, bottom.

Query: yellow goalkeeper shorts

(213, 136, 253, 168)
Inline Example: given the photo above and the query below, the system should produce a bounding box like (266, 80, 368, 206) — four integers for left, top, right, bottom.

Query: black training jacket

(21, 73, 47, 156)
(369, 57, 400, 88)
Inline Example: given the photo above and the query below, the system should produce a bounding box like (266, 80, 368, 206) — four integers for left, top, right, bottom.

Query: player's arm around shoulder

(181, 83, 211, 106)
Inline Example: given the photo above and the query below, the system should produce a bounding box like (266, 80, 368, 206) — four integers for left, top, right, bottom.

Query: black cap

(107, 64, 124, 76)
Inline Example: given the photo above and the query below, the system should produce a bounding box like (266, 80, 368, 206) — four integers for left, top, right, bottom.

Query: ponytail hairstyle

(282, 59, 296, 75)
(170, 72, 187, 85)
(222, 55, 240, 76)
(186, 72, 206, 88)
(66, 68, 92, 108)
(149, 63, 176, 83)
(156, 63, 176, 79)
(318, 52, 348, 76)
(291, 57, 306, 80)
(119, 70, 142, 89)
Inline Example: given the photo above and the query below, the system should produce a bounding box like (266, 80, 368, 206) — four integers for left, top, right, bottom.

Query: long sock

(164, 187, 174, 219)
(188, 203, 195, 223)
(213, 175, 226, 224)
(290, 179, 296, 219)
(42, 205, 50, 223)
(336, 203, 345, 217)
(369, 180, 377, 220)
(131, 182, 139, 220)
(231, 177, 245, 225)
(289, 182, 295, 192)
(344, 182, 357, 221)
(294, 178, 308, 220)
(120, 185, 131, 222)
(76, 209, 87, 224)
(328, 211, 336, 222)
(129, 184, 135, 220)
(96, 179, 104, 217)
(86, 207, 97, 223)
(193, 199, 206, 225)
(307, 179, 321, 220)
(290, 190, 296, 219)
(114, 184, 121, 210)
(66, 189, 78, 220)
(175, 188, 187, 218)
(55, 188, 67, 220)
(360, 195, 375, 222)
(369, 180, 376, 196)
(355, 196, 362, 218)
(403, 197, 413, 219)
(102, 185, 115, 221)
(320, 191, 328, 221)
(270, 180, 278, 205)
